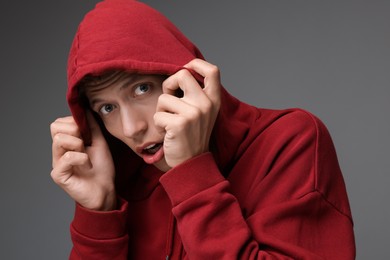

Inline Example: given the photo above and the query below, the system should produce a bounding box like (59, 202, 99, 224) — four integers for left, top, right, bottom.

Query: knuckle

(202, 99, 213, 111)
(50, 121, 55, 131)
(153, 112, 159, 121)
(68, 123, 80, 136)
(161, 79, 169, 90)
(50, 169, 59, 182)
(63, 151, 74, 162)
(62, 151, 88, 165)
(52, 137, 64, 152)
(153, 112, 163, 125)
(79, 153, 89, 163)
(53, 132, 63, 143)
(208, 64, 220, 75)
(50, 122, 58, 136)
(177, 69, 191, 80)
(188, 107, 201, 120)
(50, 169, 64, 185)
(75, 137, 84, 149)
(158, 93, 168, 103)
(156, 94, 168, 110)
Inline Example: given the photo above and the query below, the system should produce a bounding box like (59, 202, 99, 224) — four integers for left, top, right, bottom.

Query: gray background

(1, 1, 388, 259)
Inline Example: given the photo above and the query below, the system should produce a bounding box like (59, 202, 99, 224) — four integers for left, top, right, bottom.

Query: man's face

(86, 73, 170, 172)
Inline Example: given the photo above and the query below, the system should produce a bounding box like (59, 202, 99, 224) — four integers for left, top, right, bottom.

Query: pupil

(140, 84, 148, 92)
(105, 105, 113, 112)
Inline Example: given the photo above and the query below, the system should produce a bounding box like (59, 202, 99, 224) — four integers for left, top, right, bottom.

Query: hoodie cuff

(71, 197, 128, 240)
(160, 152, 225, 206)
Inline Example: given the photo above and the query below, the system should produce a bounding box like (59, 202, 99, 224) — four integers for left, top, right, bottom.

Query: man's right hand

(50, 112, 116, 211)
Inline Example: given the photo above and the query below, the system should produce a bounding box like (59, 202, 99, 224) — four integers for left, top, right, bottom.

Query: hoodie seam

(313, 189, 353, 224)
(297, 109, 353, 224)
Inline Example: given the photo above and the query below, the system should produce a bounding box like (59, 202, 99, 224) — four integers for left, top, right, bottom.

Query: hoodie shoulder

(246, 108, 352, 219)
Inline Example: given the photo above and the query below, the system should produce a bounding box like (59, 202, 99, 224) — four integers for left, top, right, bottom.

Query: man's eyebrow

(88, 73, 139, 93)
(119, 74, 141, 91)
(88, 74, 141, 107)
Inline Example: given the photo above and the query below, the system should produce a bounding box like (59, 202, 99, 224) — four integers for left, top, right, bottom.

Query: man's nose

(120, 107, 147, 139)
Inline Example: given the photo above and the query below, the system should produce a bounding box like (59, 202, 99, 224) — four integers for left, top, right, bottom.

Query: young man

(50, 0, 355, 259)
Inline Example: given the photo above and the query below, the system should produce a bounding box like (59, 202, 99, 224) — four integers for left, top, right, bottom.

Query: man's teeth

(145, 144, 158, 150)
(144, 143, 162, 154)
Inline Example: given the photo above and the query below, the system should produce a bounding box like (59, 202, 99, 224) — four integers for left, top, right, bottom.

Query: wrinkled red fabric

(66, 1, 355, 259)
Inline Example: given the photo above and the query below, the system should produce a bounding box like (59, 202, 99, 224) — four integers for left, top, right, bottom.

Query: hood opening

(66, 0, 258, 176)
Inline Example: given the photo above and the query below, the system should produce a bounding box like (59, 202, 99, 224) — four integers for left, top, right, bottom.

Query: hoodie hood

(66, 0, 259, 174)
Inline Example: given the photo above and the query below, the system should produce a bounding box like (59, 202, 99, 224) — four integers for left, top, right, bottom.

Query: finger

(162, 69, 204, 97)
(55, 116, 76, 123)
(51, 151, 91, 185)
(183, 59, 221, 104)
(52, 133, 84, 168)
(183, 59, 220, 83)
(156, 93, 191, 114)
(50, 117, 81, 139)
(162, 70, 211, 109)
(157, 93, 211, 126)
(154, 111, 183, 134)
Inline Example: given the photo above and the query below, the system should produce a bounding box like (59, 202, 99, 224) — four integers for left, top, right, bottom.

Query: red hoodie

(66, 1, 355, 259)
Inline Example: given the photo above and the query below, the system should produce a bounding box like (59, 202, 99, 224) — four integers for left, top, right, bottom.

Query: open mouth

(143, 143, 163, 154)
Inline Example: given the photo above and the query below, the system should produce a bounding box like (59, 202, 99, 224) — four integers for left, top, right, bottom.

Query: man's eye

(134, 83, 150, 96)
(99, 104, 115, 115)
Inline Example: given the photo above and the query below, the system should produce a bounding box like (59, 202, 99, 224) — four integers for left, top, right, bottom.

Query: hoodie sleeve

(69, 198, 129, 260)
(160, 110, 355, 259)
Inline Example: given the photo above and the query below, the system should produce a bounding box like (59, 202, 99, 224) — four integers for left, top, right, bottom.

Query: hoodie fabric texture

(66, 1, 355, 259)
